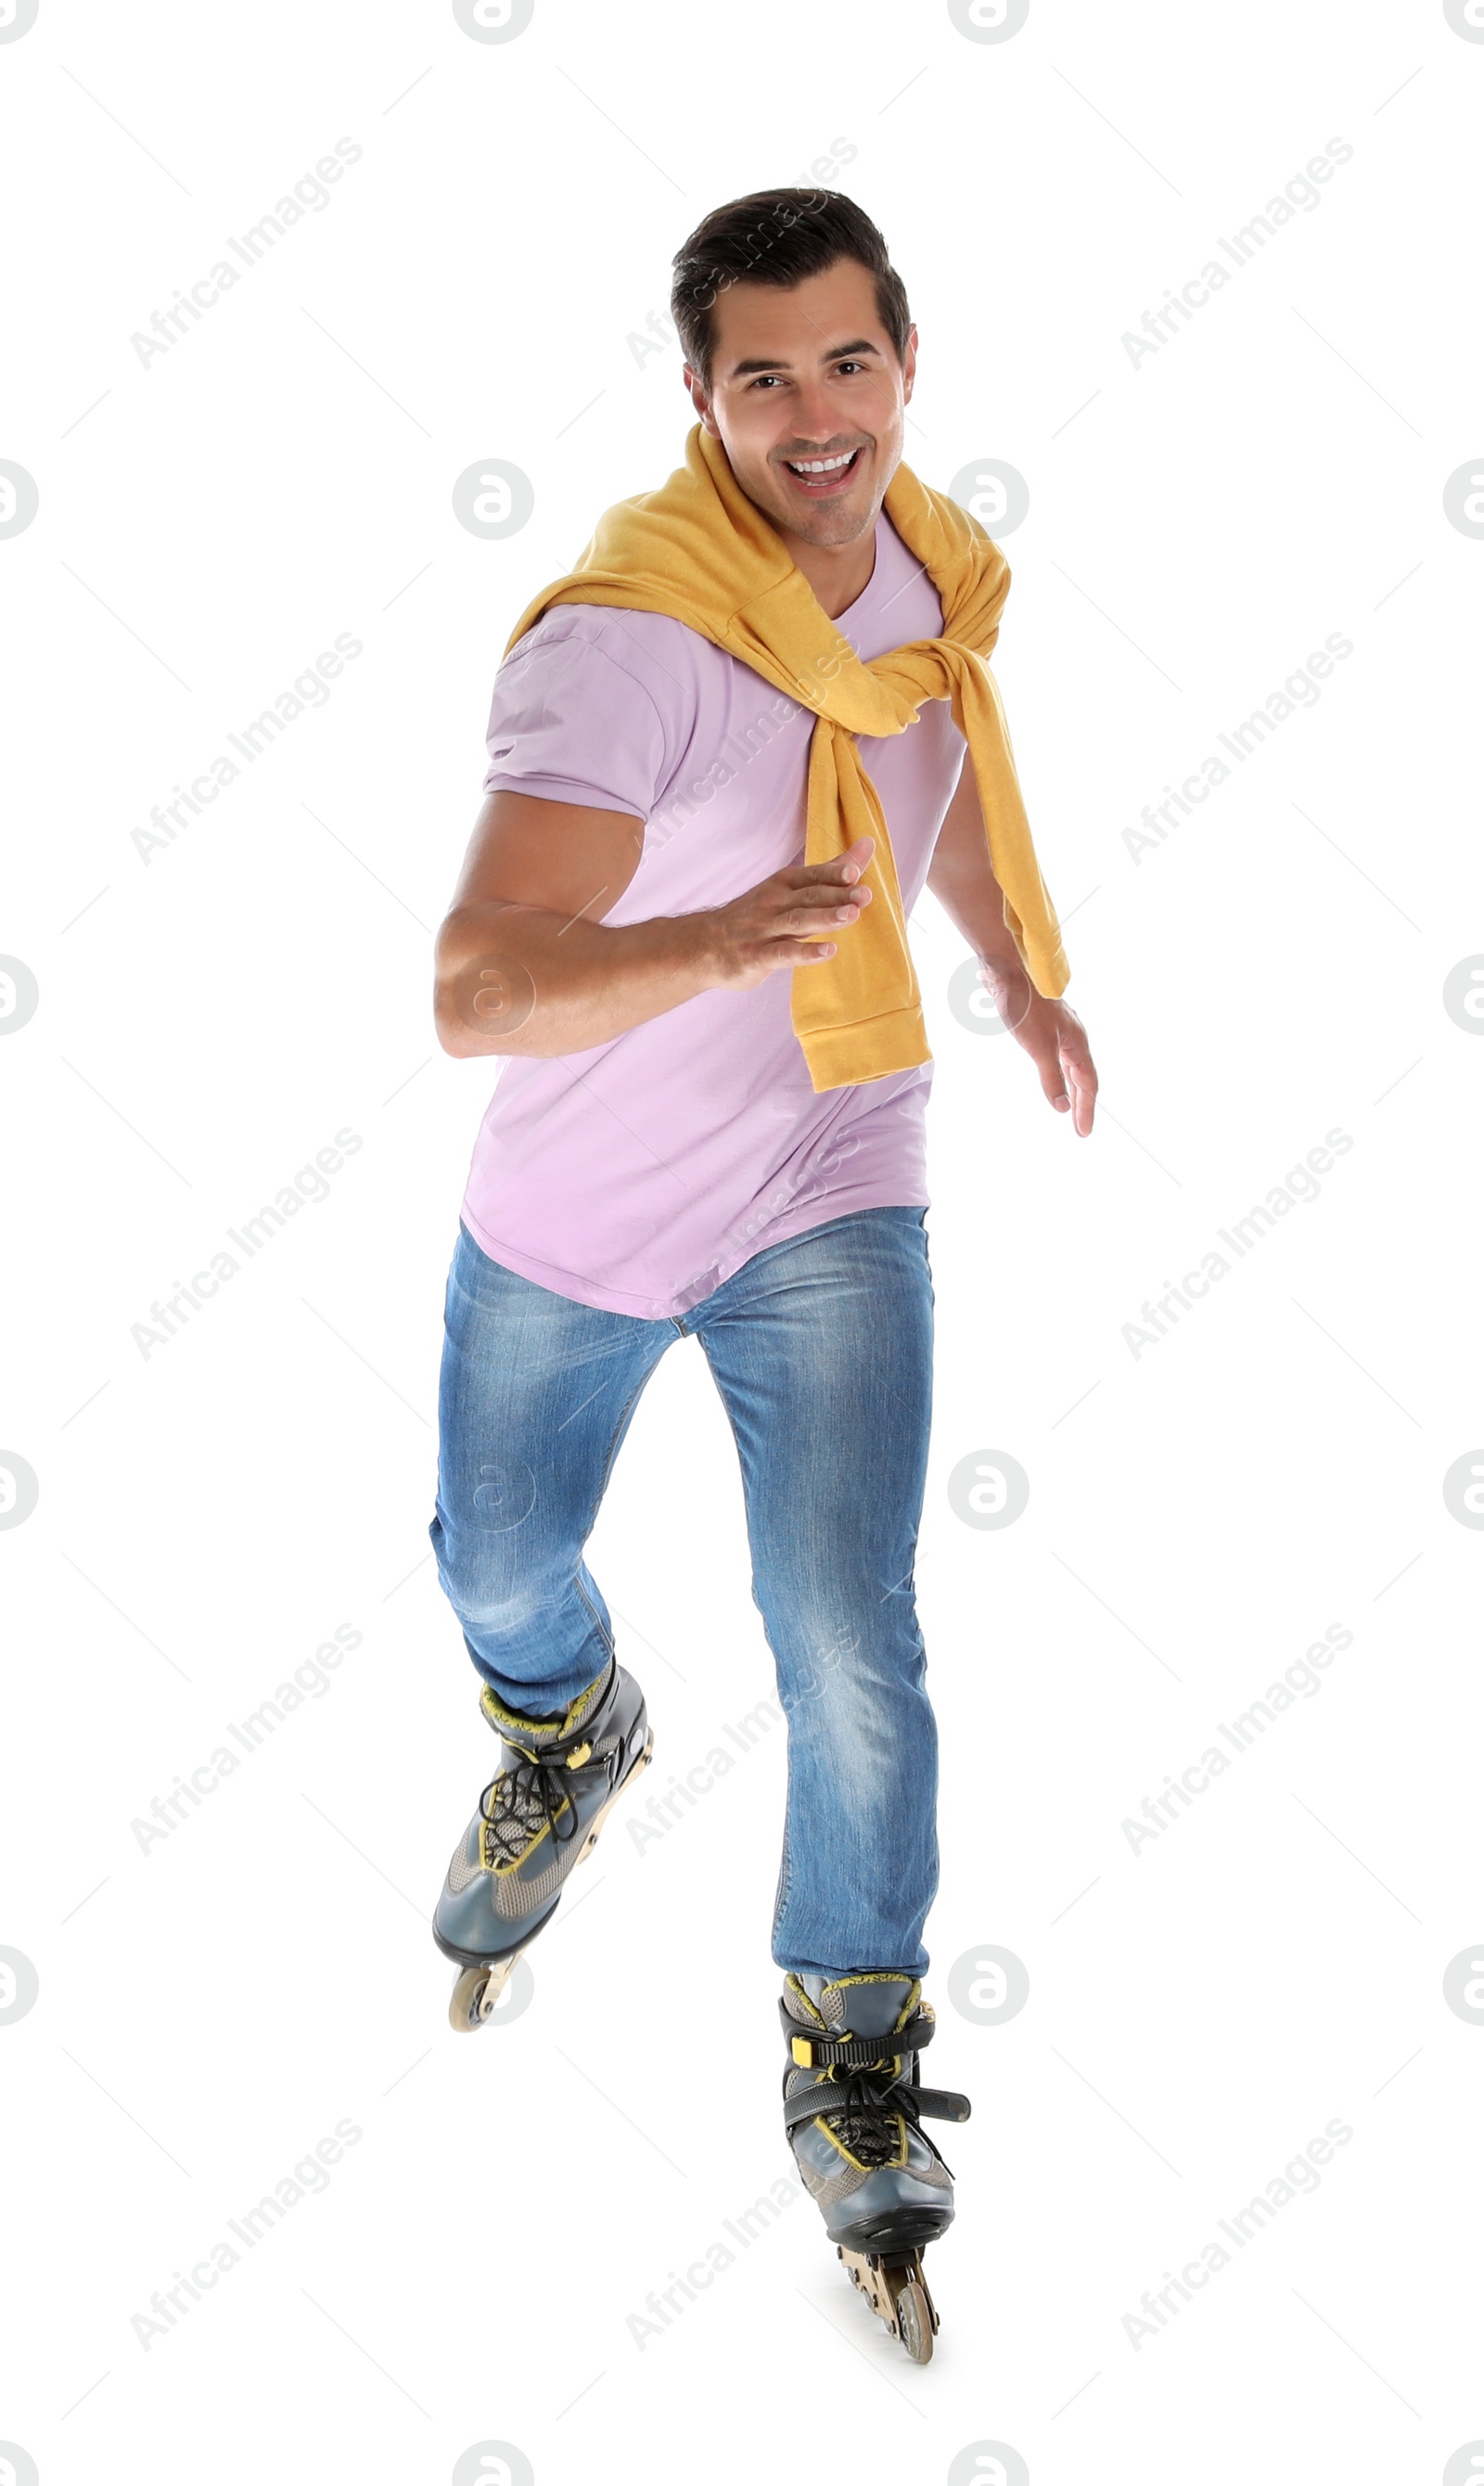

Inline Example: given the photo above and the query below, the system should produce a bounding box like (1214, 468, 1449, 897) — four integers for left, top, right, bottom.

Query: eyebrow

(726, 337, 884, 379)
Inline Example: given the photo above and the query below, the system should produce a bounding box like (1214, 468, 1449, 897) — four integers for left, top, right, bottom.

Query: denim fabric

(428, 1205, 938, 1976)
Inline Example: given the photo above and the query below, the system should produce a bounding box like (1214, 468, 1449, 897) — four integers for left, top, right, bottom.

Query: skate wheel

(837, 2245, 939, 2364)
(448, 1957, 515, 2032)
(893, 2273, 934, 2364)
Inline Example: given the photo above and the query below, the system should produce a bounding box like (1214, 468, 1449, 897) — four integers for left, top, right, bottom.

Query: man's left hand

(981, 967, 1098, 1136)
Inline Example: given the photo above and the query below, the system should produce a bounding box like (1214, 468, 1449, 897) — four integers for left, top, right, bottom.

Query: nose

(787, 375, 850, 449)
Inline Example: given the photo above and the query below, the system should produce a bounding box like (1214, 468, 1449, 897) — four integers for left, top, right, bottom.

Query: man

(427, 188, 1096, 2360)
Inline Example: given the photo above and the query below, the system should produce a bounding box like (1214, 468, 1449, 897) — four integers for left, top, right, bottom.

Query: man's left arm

(925, 757, 1098, 1135)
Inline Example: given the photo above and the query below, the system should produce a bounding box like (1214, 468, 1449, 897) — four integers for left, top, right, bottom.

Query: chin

(759, 476, 862, 530)
(797, 500, 876, 546)
(798, 518, 863, 548)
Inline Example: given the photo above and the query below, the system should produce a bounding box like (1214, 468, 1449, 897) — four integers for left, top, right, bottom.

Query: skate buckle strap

(779, 1996, 936, 2070)
(907, 2083, 972, 2123)
(505, 1734, 593, 1768)
(783, 2074, 972, 2135)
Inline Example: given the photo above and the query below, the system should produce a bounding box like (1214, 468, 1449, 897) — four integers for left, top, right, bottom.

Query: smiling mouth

(780, 446, 864, 494)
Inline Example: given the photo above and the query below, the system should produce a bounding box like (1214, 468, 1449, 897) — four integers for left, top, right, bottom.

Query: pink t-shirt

(459, 508, 967, 1319)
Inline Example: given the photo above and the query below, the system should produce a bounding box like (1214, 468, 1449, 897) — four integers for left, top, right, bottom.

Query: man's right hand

(435, 788, 878, 1059)
(701, 836, 876, 990)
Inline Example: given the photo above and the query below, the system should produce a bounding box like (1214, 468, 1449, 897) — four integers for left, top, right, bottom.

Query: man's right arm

(432, 788, 876, 1059)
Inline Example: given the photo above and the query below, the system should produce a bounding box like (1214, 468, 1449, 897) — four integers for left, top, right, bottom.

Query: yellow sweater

(504, 424, 1068, 1094)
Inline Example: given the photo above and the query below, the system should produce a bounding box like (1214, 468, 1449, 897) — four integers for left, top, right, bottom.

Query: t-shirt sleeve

(480, 629, 672, 817)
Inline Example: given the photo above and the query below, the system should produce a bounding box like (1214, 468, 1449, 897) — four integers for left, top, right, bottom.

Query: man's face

(684, 256, 916, 554)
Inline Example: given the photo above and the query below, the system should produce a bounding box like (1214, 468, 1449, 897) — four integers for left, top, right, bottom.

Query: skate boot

(781, 1970, 970, 2364)
(433, 1654, 652, 2031)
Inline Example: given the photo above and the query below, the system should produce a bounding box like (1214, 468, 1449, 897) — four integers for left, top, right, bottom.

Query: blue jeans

(428, 1206, 938, 1977)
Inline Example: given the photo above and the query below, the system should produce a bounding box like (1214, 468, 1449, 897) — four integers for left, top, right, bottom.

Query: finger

(774, 890, 872, 933)
(1057, 1029, 1098, 1088)
(1061, 1044, 1099, 1135)
(795, 838, 876, 884)
(1037, 1048, 1071, 1112)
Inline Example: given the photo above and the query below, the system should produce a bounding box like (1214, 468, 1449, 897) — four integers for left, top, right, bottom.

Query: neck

(780, 520, 879, 621)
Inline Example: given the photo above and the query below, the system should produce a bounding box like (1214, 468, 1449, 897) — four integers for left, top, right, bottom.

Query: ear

(684, 363, 721, 436)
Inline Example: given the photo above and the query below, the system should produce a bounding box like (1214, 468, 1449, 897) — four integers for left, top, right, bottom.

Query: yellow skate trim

(480, 1685, 562, 1736)
(479, 1667, 606, 1742)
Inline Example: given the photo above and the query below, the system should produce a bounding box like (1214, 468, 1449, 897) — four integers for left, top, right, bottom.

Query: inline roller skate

(781, 1969, 970, 2364)
(433, 1654, 652, 2031)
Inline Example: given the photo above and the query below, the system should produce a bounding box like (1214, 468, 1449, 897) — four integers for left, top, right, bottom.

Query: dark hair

(670, 189, 911, 393)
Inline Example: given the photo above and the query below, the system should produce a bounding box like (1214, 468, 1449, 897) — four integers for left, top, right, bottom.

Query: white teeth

(787, 450, 857, 475)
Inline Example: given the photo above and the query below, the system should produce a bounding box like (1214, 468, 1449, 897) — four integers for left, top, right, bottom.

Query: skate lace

(824, 2058, 956, 2179)
(479, 1745, 584, 1869)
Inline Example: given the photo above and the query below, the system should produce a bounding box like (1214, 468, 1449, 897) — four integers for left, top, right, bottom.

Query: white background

(2, 1, 1481, 2480)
